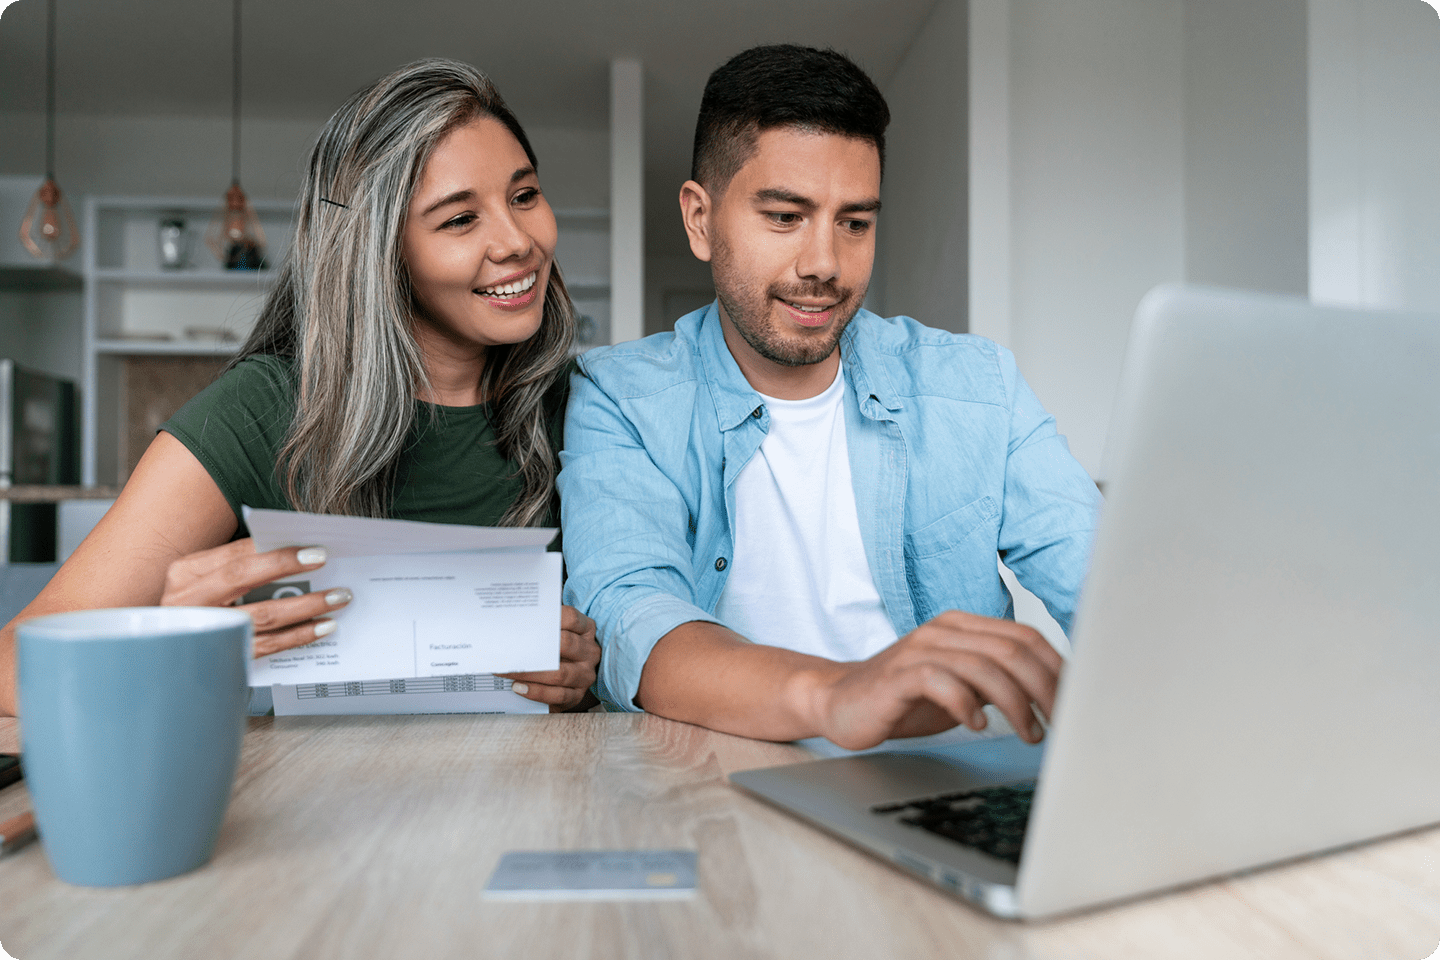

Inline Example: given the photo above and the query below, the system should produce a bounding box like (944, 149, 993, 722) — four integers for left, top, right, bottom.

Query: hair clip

(319, 197, 349, 209)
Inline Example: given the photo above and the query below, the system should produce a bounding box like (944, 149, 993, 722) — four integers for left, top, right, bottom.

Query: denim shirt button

(715, 557, 727, 571)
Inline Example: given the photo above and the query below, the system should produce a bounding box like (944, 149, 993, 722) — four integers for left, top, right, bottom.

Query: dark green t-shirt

(162, 354, 568, 537)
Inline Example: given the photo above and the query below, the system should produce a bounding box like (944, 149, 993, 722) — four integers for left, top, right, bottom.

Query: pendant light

(205, 0, 266, 270)
(18, 0, 79, 261)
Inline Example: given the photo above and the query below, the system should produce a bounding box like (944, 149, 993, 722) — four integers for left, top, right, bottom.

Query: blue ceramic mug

(17, 607, 252, 886)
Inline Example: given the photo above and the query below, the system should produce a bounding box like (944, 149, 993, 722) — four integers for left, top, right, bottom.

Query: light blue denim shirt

(559, 304, 1102, 711)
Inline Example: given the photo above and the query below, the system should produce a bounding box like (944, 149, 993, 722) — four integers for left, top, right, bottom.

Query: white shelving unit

(78, 198, 614, 484)
(80, 195, 293, 485)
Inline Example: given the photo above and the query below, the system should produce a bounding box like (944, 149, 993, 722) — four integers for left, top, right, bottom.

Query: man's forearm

(635, 621, 842, 741)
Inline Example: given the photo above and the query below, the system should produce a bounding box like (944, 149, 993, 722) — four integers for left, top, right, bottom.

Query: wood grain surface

(0, 714, 1435, 960)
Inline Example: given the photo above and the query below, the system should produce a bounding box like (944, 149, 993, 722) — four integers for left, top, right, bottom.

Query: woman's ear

(679, 180, 714, 262)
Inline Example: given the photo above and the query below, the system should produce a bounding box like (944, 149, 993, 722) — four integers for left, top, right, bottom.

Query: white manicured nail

(511, 682, 530, 695)
(313, 619, 337, 639)
(296, 546, 327, 566)
(325, 588, 353, 606)
(1030, 721, 1045, 742)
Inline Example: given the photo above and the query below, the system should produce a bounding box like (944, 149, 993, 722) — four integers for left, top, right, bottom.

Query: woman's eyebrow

(419, 167, 536, 218)
(420, 189, 475, 217)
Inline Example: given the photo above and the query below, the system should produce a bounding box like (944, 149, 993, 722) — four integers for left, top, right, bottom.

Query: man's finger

(928, 610, 1064, 673)
(905, 627, 1060, 718)
(928, 651, 1048, 742)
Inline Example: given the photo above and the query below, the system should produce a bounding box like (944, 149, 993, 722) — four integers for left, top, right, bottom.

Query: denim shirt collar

(694, 302, 905, 425)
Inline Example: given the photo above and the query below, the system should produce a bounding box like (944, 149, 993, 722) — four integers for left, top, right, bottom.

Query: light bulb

(18, 178, 78, 261)
(205, 181, 267, 270)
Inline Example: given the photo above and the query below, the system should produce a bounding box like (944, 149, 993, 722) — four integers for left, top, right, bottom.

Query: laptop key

(875, 781, 1036, 865)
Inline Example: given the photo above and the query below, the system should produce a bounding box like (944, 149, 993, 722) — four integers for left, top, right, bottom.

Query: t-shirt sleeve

(161, 355, 297, 525)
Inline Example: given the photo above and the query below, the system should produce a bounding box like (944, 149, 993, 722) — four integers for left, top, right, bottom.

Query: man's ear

(679, 180, 714, 262)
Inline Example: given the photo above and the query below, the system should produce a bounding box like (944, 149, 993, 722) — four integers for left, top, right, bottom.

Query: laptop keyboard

(871, 781, 1036, 865)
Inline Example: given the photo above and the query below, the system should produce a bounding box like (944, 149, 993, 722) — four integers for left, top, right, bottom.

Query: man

(558, 45, 1100, 749)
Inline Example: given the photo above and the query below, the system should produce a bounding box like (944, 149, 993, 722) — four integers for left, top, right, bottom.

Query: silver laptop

(729, 284, 1440, 919)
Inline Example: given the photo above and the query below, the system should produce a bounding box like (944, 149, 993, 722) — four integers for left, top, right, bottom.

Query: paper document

(243, 508, 561, 688)
(272, 674, 546, 716)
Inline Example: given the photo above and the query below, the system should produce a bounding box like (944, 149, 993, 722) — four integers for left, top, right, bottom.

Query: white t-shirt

(715, 362, 899, 662)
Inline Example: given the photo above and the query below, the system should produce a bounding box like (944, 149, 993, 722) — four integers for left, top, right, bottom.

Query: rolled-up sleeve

(558, 363, 722, 711)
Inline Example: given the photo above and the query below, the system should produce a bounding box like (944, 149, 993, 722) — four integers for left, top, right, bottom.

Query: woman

(0, 59, 599, 716)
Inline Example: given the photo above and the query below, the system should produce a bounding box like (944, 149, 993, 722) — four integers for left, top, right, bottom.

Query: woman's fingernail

(971, 710, 987, 730)
(511, 682, 530, 695)
(313, 618, 337, 639)
(297, 546, 327, 566)
(1030, 721, 1045, 742)
(325, 588, 353, 607)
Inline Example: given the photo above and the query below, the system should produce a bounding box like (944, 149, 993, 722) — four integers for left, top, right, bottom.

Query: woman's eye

(442, 212, 477, 229)
(514, 188, 540, 206)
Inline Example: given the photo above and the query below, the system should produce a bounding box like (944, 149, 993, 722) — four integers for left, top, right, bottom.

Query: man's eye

(843, 219, 873, 234)
(768, 212, 801, 225)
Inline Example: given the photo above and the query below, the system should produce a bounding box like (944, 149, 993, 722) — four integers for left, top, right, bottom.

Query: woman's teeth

(477, 273, 536, 297)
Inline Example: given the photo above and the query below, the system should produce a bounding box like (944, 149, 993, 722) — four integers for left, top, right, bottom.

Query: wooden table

(0, 714, 1436, 960)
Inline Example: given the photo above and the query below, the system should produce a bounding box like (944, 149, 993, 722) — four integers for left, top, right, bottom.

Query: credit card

(483, 850, 697, 901)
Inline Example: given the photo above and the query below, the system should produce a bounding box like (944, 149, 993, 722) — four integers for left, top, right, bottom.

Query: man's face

(681, 127, 881, 391)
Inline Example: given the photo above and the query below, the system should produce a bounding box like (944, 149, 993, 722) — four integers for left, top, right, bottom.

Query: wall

(0, 289, 82, 381)
(878, 0, 1336, 481)
(873, 0, 970, 333)
(1309, 0, 1440, 313)
(1183, 0, 1309, 296)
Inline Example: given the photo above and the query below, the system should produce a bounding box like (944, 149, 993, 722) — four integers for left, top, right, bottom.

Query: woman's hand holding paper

(501, 605, 600, 712)
(159, 538, 354, 657)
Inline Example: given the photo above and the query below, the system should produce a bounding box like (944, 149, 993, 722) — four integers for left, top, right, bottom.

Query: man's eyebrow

(751, 188, 882, 215)
(419, 167, 537, 217)
(753, 187, 815, 208)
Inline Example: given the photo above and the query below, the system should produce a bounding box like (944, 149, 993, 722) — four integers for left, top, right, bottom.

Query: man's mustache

(768, 282, 853, 303)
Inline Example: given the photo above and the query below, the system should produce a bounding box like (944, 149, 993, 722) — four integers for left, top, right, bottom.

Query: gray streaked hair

(239, 58, 576, 527)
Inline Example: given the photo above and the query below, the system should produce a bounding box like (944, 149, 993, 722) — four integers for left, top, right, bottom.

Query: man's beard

(711, 235, 865, 367)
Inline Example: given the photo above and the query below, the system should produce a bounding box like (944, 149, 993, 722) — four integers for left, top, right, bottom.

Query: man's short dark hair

(690, 44, 891, 195)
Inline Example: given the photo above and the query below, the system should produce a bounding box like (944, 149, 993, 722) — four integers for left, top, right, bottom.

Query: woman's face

(402, 117, 557, 360)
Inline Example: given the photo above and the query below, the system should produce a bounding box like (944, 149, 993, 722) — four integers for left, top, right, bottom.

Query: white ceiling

(0, 0, 937, 181)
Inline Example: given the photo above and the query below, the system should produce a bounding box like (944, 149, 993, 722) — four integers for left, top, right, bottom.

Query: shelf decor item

(157, 217, 188, 270)
(18, 0, 79, 262)
(204, 0, 266, 271)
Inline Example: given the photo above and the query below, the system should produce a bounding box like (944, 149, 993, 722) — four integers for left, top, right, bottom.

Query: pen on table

(0, 811, 36, 856)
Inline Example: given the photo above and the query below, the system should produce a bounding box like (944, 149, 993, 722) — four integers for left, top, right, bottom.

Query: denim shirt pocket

(904, 495, 1004, 625)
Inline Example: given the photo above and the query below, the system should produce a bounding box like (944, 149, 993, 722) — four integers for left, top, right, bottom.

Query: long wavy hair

(238, 58, 576, 527)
